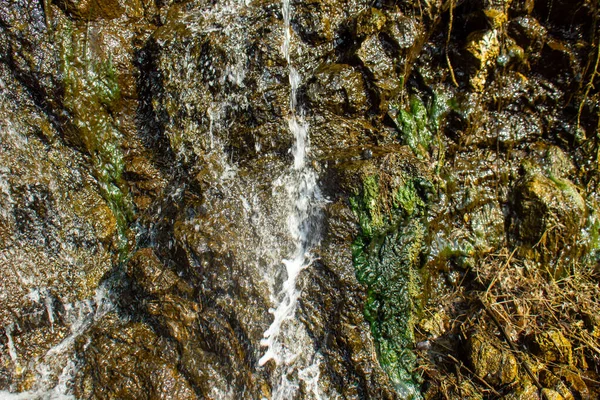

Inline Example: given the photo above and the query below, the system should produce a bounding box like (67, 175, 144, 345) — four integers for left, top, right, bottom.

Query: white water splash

(0, 285, 114, 400)
(0, 391, 75, 400)
(259, 2, 324, 396)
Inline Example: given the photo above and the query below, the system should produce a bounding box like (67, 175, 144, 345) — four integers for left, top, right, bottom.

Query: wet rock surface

(1, 0, 600, 399)
(468, 330, 518, 386)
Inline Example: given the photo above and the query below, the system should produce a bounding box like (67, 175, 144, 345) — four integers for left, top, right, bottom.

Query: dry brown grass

(417, 247, 600, 399)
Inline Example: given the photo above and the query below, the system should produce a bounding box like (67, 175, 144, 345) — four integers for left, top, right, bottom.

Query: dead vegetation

(416, 246, 600, 399)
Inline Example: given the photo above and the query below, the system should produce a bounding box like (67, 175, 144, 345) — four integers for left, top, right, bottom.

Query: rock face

(1, 0, 600, 398)
(0, 60, 119, 391)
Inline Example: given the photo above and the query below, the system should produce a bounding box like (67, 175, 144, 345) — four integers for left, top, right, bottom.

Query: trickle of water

(0, 284, 114, 400)
(259, 0, 323, 388)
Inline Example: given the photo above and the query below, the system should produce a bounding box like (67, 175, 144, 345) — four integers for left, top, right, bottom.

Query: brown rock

(535, 330, 573, 365)
(89, 203, 118, 244)
(511, 174, 586, 250)
(505, 381, 541, 400)
(468, 331, 518, 386)
(308, 64, 369, 116)
(74, 314, 197, 399)
(464, 30, 500, 91)
(508, 16, 547, 57)
(356, 8, 387, 37)
(357, 35, 399, 92)
(559, 370, 590, 399)
(127, 248, 193, 296)
(54, 0, 124, 20)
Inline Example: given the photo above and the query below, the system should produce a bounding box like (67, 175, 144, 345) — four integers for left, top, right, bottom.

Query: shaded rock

(307, 64, 369, 116)
(357, 34, 399, 92)
(356, 7, 387, 37)
(54, 0, 125, 20)
(127, 248, 193, 297)
(539, 38, 580, 90)
(468, 330, 518, 386)
(508, 16, 547, 60)
(533, 0, 595, 29)
(145, 293, 200, 343)
(292, 1, 346, 45)
(510, 173, 586, 250)
(384, 13, 422, 53)
(123, 155, 168, 212)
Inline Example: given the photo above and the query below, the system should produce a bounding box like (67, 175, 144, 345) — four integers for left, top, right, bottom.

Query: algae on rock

(394, 92, 452, 160)
(350, 158, 431, 399)
(56, 16, 133, 258)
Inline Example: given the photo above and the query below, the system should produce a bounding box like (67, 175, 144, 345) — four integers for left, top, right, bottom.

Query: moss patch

(351, 171, 430, 398)
(395, 93, 452, 159)
(57, 19, 133, 258)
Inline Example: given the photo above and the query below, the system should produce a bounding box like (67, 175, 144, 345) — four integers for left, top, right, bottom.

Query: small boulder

(534, 330, 573, 365)
(54, 0, 124, 20)
(508, 16, 547, 59)
(307, 64, 369, 115)
(464, 30, 501, 92)
(510, 173, 586, 249)
(468, 331, 518, 386)
(356, 8, 387, 37)
(357, 35, 399, 92)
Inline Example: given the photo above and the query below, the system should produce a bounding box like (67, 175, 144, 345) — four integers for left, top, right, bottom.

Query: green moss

(394, 179, 424, 216)
(94, 56, 121, 107)
(56, 21, 132, 259)
(395, 92, 452, 159)
(351, 173, 428, 399)
(350, 174, 384, 237)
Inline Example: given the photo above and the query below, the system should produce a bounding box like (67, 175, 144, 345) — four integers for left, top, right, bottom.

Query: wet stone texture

(1, 0, 600, 399)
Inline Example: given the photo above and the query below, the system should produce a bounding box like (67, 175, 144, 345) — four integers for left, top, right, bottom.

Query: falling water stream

(259, 0, 323, 396)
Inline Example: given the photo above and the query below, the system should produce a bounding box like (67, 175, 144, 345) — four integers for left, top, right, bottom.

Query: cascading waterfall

(259, 0, 323, 387)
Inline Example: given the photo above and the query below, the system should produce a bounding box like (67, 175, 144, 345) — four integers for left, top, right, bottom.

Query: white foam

(259, 3, 324, 399)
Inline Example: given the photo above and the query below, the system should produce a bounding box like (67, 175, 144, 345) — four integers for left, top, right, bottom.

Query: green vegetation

(350, 173, 429, 399)
(57, 21, 133, 259)
(395, 92, 452, 160)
